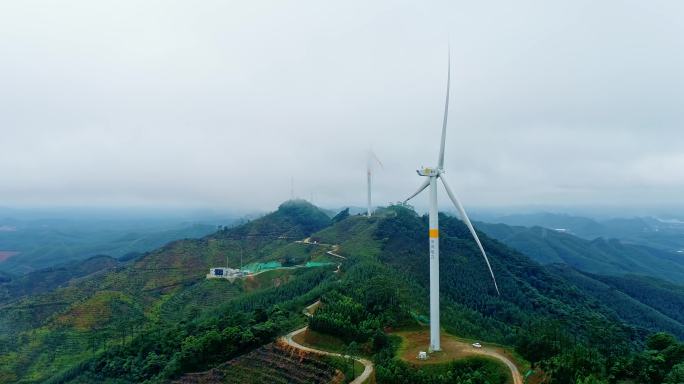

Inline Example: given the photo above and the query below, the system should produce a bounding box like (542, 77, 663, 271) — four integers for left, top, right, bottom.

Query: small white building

(206, 267, 245, 282)
(417, 351, 428, 360)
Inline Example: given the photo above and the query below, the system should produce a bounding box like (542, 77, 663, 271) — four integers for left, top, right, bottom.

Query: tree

(664, 363, 684, 384)
(648, 333, 678, 351)
(345, 341, 359, 381)
(576, 375, 608, 384)
(332, 208, 350, 223)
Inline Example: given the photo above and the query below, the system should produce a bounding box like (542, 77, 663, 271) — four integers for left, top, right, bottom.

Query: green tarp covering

(241, 261, 282, 273)
(305, 261, 336, 267)
(241, 260, 335, 273)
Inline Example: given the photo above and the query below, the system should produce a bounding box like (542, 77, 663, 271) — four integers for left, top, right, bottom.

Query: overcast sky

(1, 0, 682, 213)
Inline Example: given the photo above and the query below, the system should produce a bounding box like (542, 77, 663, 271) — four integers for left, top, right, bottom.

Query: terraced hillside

(174, 341, 344, 384)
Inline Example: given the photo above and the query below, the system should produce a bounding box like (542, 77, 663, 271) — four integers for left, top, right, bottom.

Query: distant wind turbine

(404, 51, 500, 353)
(366, 150, 383, 217)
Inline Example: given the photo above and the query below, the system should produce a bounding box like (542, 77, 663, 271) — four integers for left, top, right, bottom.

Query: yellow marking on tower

(429, 229, 439, 238)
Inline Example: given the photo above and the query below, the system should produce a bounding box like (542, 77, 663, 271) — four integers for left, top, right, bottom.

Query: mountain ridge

(1, 201, 683, 383)
(478, 221, 684, 284)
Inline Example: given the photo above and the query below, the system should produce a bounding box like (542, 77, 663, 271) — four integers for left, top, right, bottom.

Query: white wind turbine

(404, 53, 500, 352)
(367, 150, 383, 217)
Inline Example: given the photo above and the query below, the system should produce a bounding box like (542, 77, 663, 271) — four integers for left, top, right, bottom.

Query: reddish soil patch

(0, 251, 19, 262)
(396, 330, 472, 364)
(526, 369, 548, 384)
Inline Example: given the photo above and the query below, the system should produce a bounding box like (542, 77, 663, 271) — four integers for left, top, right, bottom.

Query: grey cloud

(0, 0, 682, 211)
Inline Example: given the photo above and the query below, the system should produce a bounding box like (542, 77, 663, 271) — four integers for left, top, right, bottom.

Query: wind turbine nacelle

(417, 167, 440, 177)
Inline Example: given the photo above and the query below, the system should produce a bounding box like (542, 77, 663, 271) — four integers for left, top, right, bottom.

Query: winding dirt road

(286, 242, 521, 384)
(281, 301, 373, 383)
(397, 330, 523, 384)
(282, 326, 374, 384)
(471, 348, 523, 384)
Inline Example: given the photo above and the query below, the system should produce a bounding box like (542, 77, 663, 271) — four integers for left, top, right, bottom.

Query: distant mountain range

(481, 212, 684, 251)
(0, 218, 227, 275)
(0, 201, 684, 383)
(1, 200, 683, 383)
(478, 222, 684, 284)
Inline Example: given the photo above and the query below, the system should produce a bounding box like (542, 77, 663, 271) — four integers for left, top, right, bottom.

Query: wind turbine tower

(366, 151, 383, 217)
(404, 52, 500, 352)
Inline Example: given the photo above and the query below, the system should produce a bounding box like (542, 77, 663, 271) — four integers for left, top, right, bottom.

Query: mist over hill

(479, 212, 684, 252)
(0, 208, 242, 275)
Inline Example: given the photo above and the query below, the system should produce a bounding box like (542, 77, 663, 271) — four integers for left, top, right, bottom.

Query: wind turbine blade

(371, 151, 383, 169)
(440, 175, 500, 295)
(437, 50, 451, 169)
(367, 150, 383, 171)
(404, 179, 430, 203)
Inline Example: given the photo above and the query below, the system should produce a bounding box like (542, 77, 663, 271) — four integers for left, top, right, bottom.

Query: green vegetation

(0, 255, 121, 305)
(2, 200, 684, 383)
(547, 265, 684, 339)
(321, 355, 366, 383)
(0, 200, 335, 383)
(375, 356, 510, 384)
(332, 207, 351, 223)
(590, 274, 684, 324)
(305, 205, 684, 383)
(50, 268, 332, 383)
(478, 222, 684, 284)
(486, 213, 684, 252)
(0, 218, 218, 275)
(293, 329, 349, 354)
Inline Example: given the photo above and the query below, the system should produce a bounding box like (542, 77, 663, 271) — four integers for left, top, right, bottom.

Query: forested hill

(478, 222, 684, 284)
(371, 207, 684, 340)
(546, 264, 684, 339)
(310, 206, 684, 382)
(484, 212, 684, 251)
(0, 255, 121, 304)
(0, 218, 219, 275)
(0, 200, 335, 383)
(1, 201, 683, 383)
